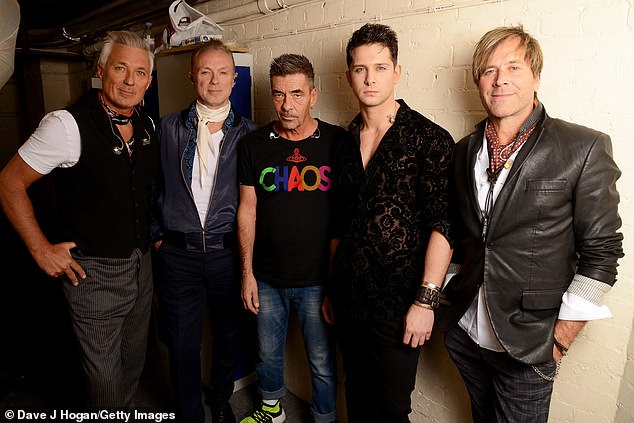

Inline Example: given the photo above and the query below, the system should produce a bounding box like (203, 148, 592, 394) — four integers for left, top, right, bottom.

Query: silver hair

(98, 31, 154, 73)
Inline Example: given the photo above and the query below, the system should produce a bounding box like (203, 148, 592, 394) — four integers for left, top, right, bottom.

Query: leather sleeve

(572, 132, 623, 284)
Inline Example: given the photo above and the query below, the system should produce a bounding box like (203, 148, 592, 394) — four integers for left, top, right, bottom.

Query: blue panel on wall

(230, 66, 252, 120)
(144, 70, 160, 124)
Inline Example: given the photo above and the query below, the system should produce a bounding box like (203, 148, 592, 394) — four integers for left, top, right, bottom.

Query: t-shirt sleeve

(237, 136, 256, 187)
(18, 110, 81, 175)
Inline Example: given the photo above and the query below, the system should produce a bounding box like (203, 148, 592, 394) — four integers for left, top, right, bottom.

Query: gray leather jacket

(437, 109, 623, 364)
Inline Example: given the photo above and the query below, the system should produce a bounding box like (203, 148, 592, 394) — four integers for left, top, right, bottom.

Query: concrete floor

(138, 335, 314, 422)
(0, 332, 313, 423)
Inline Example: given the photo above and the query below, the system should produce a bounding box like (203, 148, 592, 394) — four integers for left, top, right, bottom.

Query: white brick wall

(203, 0, 634, 421)
(39, 60, 89, 113)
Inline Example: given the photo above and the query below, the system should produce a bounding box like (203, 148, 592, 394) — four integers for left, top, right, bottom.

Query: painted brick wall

(39, 60, 86, 112)
(202, 0, 634, 421)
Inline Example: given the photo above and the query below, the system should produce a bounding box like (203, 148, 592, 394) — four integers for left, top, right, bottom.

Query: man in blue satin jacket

(151, 40, 256, 423)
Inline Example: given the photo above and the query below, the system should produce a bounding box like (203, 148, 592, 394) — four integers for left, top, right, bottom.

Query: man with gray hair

(0, 31, 158, 409)
(237, 54, 343, 423)
(436, 25, 623, 422)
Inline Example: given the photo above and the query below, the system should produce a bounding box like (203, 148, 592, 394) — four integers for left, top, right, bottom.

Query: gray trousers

(64, 248, 153, 408)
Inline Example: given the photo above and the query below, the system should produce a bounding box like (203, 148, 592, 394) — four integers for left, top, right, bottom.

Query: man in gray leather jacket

(151, 41, 256, 423)
(436, 26, 623, 423)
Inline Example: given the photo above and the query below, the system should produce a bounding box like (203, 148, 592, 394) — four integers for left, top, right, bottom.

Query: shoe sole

(271, 409, 286, 423)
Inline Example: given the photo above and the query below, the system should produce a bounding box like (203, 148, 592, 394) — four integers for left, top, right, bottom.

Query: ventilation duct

(0, 0, 19, 89)
(209, 0, 312, 24)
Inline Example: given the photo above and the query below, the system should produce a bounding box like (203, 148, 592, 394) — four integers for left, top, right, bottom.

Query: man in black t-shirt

(237, 54, 343, 423)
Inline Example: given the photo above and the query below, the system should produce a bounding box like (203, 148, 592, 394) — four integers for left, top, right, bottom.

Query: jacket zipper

(181, 127, 230, 253)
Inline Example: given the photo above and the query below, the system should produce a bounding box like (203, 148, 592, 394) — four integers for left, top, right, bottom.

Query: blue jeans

(256, 281, 336, 423)
(444, 325, 555, 423)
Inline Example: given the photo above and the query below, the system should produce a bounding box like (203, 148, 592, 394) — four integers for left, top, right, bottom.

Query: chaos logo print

(287, 148, 307, 163)
(259, 148, 331, 192)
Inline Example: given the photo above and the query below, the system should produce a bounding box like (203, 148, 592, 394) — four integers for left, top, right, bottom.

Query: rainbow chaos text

(258, 165, 332, 192)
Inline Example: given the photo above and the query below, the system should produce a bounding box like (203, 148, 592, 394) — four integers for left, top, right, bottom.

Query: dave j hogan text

(4, 409, 176, 422)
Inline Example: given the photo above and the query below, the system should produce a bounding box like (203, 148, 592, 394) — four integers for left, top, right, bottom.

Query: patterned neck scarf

(98, 91, 134, 125)
(485, 121, 536, 183)
(485, 100, 545, 183)
(480, 102, 544, 241)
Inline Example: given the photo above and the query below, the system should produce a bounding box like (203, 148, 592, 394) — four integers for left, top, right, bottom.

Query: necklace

(269, 122, 320, 140)
(480, 120, 536, 241)
(387, 101, 399, 124)
(98, 91, 134, 125)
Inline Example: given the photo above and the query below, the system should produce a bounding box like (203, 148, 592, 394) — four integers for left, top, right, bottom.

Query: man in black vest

(0, 31, 158, 409)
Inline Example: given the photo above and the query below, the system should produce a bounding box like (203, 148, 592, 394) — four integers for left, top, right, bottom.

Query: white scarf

(196, 100, 231, 187)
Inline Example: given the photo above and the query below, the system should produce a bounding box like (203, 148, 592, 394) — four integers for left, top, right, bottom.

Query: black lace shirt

(329, 100, 454, 322)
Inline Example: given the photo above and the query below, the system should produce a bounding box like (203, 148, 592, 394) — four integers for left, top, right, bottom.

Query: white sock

(263, 399, 278, 406)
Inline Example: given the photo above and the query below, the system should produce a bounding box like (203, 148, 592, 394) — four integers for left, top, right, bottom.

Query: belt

(162, 231, 235, 252)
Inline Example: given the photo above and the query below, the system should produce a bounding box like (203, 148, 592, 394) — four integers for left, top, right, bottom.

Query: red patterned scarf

(485, 120, 536, 183)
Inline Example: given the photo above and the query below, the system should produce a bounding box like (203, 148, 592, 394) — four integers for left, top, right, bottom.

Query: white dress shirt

(191, 128, 223, 227)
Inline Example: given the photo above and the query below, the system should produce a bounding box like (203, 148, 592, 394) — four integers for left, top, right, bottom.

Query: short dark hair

(346, 23, 398, 68)
(191, 39, 235, 72)
(269, 54, 315, 88)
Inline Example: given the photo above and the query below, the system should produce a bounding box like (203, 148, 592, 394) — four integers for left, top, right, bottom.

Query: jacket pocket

(521, 289, 564, 310)
(526, 179, 567, 192)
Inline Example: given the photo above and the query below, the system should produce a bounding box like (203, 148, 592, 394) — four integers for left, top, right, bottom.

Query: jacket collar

(469, 102, 546, 175)
(471, 101, 545, 140)
(466, 102, 548, 240)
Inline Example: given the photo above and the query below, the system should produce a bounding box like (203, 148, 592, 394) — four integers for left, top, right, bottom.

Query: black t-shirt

(238, 119, 345, 287)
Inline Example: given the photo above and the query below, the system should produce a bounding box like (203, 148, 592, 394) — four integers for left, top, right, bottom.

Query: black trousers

(444, 325, 555, 423)
(156, 243, 241, 423)
(335, 318, 421, 423)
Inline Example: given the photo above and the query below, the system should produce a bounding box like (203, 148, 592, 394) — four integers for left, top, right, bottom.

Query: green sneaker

(239, 401, 286, 423)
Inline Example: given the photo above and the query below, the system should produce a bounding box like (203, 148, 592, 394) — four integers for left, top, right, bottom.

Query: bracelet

(421, 280, 442, 291)
(553, 338, 568, 356)
(415, 285, 449, 309)
(413, 300, 433, 310)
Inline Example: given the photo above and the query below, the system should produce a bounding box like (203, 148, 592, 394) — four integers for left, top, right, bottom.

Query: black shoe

(212, 401, 236, 423)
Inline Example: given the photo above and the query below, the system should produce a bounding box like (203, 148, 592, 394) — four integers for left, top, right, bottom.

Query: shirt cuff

(566, 273, 611, 305)
(558, 292, 612, 320)
(441, 263, 462, 290)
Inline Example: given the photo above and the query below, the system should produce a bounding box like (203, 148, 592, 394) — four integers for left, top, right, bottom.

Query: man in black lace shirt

(324, 23, 454, 422)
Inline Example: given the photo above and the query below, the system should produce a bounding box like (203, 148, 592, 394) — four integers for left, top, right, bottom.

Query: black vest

(54, 90, 159, 258)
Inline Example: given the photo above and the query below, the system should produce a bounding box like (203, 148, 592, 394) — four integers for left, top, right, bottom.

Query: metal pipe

(209, 0, 309, 24)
